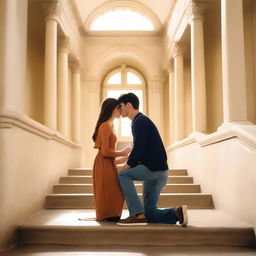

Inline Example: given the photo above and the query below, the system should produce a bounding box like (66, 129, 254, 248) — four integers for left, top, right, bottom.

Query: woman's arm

(101, 123, 130, 158)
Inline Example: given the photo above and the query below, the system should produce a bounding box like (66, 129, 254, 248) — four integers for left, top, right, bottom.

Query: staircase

(45, 168, 213, 209)
(17, 168, 256, 248)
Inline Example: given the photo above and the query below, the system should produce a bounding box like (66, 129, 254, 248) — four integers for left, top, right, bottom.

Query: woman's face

(113, 106, 121, 119)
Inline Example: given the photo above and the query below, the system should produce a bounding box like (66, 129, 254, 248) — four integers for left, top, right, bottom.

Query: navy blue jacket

(127, 113, 168, 171)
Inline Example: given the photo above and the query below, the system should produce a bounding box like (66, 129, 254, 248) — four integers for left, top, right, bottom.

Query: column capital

(58, 37, 71, 54)
(171, 43, 186, 58)
(186, 0, 209, 23)
(42, 0, 61, 21)
(167, 59, 174, 73)
(70, 59, 82, 73)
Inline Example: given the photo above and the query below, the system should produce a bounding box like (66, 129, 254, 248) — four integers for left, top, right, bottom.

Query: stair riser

(18, 228, 255, 247)
(68, 169, 188, 176)
(53, 185, 201, 194)
(59, 177, 193, 184)
(45, 195, 213, 209)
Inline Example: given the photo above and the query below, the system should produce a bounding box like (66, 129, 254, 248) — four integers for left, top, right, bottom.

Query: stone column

(172, 43, 186, 141)
(168, 60, 175, 144)
(221, 0, 248, 125)
(57, 37, 70, 137)
(0, 0, 28, 113)
(43, 1, 60, 130)
(71, 60, 81, 143)
(187, 0, 208, 133)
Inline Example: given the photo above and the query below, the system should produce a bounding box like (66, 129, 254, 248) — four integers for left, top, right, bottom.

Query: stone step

(59, 176, 193, 184)
(68, 168, 188, 176)
(53, 183, 201, 194)
(17, 209, 256, 247)
(45, 193, 214, 209)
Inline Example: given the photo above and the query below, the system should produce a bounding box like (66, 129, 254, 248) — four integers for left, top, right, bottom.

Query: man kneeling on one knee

(116, 93, 188, 226)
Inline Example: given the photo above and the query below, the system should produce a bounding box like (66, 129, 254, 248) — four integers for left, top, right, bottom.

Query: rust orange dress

(93, 121, 124, 221)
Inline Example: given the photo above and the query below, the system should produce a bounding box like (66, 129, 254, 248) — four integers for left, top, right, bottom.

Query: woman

(92, 98, 131, 222)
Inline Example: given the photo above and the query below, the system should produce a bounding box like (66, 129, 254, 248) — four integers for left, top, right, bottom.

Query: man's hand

(117, 164, 130, 172)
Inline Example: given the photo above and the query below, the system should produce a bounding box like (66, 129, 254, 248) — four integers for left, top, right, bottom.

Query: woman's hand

(117, 164, 130, 172)
(115, 156, 128, 165)
(121, 146, 132, 156)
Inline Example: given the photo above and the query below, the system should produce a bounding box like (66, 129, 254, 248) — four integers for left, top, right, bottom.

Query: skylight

(91, 10, 154, 31)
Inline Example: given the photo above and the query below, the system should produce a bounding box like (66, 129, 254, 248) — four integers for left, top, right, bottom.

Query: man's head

(118, 93, 140, 118)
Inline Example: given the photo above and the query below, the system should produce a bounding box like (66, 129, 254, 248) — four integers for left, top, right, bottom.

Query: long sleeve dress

(93, 121, 124, 220)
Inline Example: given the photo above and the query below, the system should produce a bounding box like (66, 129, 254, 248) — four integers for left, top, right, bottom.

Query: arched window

(102, 65, 146, 141)
(90, 10, 154, 31)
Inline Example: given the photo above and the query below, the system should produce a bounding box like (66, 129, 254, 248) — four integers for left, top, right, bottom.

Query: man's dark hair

(118, 93, 140, 110)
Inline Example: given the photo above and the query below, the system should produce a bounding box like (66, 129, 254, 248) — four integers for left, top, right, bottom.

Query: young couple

(92, 93, 188, 226)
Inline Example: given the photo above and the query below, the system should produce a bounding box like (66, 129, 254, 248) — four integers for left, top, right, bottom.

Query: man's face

(119, 102, 129, 117)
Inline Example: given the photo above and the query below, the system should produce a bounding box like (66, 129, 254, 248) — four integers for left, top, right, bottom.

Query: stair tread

(47, 193, 211, 196)
(68, 168, 188, 171)
(18, 209, 253, 229)
(18, 209, 255, 247)
(54, 183, 201, 186)
(62, 175, 192, 177)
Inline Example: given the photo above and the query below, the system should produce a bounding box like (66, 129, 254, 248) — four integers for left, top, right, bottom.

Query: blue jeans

(118, 164, 178, 224)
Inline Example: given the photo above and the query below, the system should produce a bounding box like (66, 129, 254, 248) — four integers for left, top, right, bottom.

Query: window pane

(121, 118, 132, 136)
(107, 72, 121, 84)
(127, 72, 142, 84)
(91, 10, 154, 31)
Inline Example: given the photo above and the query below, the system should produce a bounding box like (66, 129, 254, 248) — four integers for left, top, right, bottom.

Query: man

(117, 93, 188, 226)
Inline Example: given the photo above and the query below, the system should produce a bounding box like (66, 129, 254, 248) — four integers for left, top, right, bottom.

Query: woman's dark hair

(92, 98, 119, 142)
(118, 92, 139, 110)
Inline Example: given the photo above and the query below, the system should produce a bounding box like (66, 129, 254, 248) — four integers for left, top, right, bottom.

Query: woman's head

(92, 98, 120, 142)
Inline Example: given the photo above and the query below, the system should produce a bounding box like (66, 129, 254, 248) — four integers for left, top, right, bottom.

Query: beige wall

(204, 0, 223, 133)
(169, 137, 256, 228)
(243, 0, 256, 124)
(0, 122, 82, 250)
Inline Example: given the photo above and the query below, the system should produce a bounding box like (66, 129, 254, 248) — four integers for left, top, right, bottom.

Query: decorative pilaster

(70, 60, 81, 143)
(43, 1, 60, 130)
(172, 43, 186, 141)
(57, 37, 70, 137)
(220, 0, 248, 125)
(187, 0, 208, 133)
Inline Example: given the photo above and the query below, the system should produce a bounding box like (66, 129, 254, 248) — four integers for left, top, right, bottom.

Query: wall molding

(167, 124, 256, 151)
(0, 111, 81, 149)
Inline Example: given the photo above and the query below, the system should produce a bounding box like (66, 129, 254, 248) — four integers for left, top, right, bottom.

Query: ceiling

(73, 0, 176, 26)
